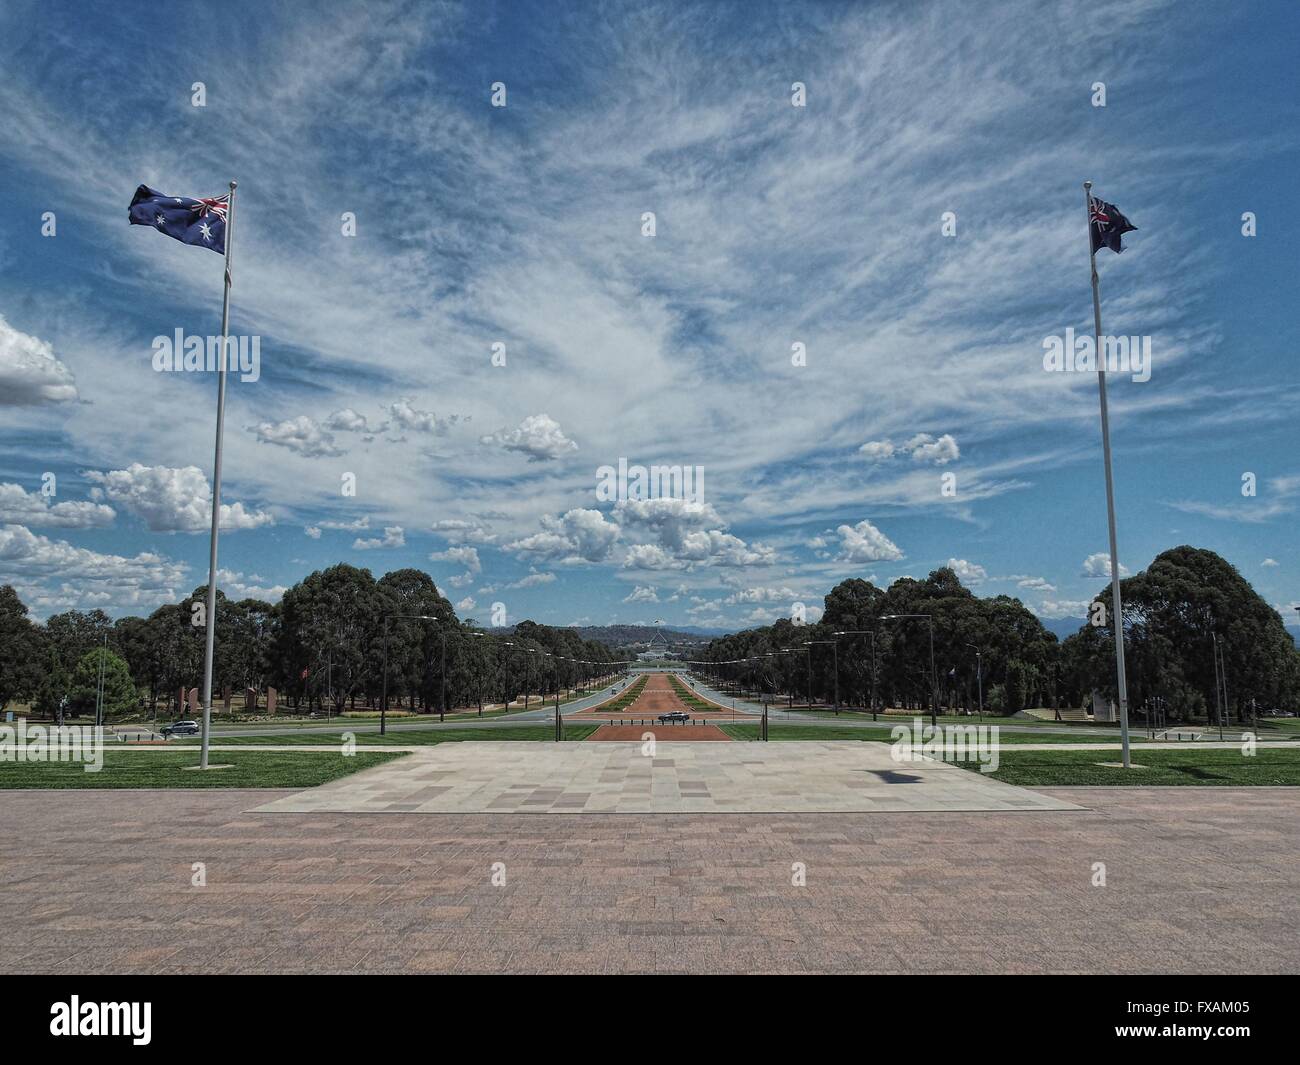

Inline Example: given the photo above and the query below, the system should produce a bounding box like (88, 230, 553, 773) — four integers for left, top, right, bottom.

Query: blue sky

(1, 0, 1297, 632)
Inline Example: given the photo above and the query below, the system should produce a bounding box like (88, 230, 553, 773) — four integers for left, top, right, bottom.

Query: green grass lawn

(0, 750, 407, 789)
(202, 707, 520, 731)
(181, 724, 599, 745)
(965, 747, 1300, 786)
(761, 708, 1084, 727)
(699, 699, 1090, 727)
(717, 723, 1115, 743)
(21, 707, 521, 731)
(1255, 718, 1300, 735)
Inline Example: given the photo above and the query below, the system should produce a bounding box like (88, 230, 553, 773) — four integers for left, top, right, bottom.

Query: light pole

(526, 648, 540, 711)
(780, 646, 814, 709)
(965, 643, 983, 718)
(94, 632, 107, 728)
(380, 613, 443, 736)
(504, 641, 530, 710)
(1210, 631, 1228, 741)
(804, 640, 838, 713)
(880, 614, 937, 727)
(834, 630, 877, 720)
(465, 631, 489, 716)
(553, 655, 563, 738)
(770, 650, 793, 709)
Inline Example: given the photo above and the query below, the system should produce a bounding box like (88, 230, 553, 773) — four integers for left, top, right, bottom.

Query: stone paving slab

(586, 724, 731, 741)
(250, 741, 1083, 815)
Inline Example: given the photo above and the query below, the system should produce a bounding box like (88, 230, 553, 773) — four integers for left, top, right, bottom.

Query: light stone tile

(252, 741, 1083, 815)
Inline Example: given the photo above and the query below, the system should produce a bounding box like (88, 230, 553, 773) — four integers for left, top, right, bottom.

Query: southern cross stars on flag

(1089, 195, 1137, 255)
(128, 185, 229, 254)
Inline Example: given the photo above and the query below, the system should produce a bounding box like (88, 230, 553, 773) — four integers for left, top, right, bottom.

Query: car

(161, 720, 201, 738)
(658, 711, 690, 723)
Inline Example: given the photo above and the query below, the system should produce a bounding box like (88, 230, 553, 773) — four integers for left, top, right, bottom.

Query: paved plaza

(251, 741, 1083, 815)
(3, 785, 1297, 974)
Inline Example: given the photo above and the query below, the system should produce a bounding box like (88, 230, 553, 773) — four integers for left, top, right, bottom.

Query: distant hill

(567, 624, 732, 649)
(1041, 616, 1086, 641)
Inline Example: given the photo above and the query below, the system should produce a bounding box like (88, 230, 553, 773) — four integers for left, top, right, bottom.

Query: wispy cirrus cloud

(0, 0, 1290, 625)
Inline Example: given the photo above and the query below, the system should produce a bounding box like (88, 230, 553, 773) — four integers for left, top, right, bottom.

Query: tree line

(0, 565, 626, 721)
(695, 547, 1300, 722)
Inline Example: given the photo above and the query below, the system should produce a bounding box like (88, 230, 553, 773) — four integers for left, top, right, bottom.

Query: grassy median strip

(966, 748, 1300, 786)
(0, 750, 408, 789)
(599, 676, 649, 713)
(185, 725, 599, 745)
(666, 675, 719, 712)
(718, 723, 1119, 743)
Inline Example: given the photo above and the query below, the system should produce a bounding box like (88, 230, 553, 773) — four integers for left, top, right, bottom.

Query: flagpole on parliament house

(1083, 180, 1132, 770)
(199, 179, 237, 770)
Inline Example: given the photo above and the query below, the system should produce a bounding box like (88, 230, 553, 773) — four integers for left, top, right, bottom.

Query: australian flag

(128, 185, 228, 254)
(1089, 196, 1137, 255)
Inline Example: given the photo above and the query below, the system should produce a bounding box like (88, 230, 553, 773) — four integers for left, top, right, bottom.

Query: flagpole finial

(1083, 180, 1093, 190)
(229, 180, 237, 190)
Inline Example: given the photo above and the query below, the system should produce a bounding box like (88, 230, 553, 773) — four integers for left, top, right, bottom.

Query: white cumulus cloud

(325, 408, 381, 433)
(430, 545, 481, 573)
(252, 415, 342, 457)
(0, 482, 114, 528)
(946, 558, 986, 584)
(623, 585, 659, 603)
(1082, 552, 1129, 579)
(387, 397, 460, 435)
(0, 524, 187, 615)
(0, 315, 78, 406)
(905, 433, 960, 465)
(86, 464, 272, 533)
(481, 413, 578, 461)
(506, 508, 620, 563)
(353, 525, 405, 550)
(836, 519, 904, 563)
(858, 440, 896, 461)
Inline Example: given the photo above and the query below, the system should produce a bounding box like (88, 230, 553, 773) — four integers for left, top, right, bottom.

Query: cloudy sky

(1, 0, 1296, 632)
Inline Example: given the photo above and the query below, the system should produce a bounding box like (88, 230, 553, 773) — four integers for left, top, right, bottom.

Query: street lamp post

(834, 630, 877, 719)
(527, 648, 540, 711)
(381, 613, 443, 736)
(436, 627, 448, 722)
(780, 646, 814, 709)
(769, 650, 792, 709)
(805, 640, 838, 714)
(504, 641, 530, 710)
(880, 614, 937, 727)
(94, 632, 107, 728)
(1210, 631, 1228, 741)
(965, 643, 983, 718)
(465, 631, 489, 716)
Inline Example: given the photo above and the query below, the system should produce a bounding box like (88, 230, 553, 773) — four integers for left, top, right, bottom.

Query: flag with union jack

(128, 185, 229, 254)
(1089, 195, 1137, 255)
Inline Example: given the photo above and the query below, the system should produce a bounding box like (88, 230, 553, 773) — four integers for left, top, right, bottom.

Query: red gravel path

(578, 673, 731, 739)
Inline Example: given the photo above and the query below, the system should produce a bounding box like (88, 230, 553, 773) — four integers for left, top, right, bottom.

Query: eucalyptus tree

(0, 585, 41, 711)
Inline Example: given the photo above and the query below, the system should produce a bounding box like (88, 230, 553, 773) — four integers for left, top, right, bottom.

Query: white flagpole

(199, 180, 237, 771)
(1083, 180, 1132, 769)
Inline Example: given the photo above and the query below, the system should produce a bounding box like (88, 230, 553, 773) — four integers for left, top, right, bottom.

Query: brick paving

(2, 787, 1297, 973)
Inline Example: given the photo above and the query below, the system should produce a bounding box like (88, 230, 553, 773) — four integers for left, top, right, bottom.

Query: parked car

(658, 711, 690, 723)
(161, 720, 201, 738)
